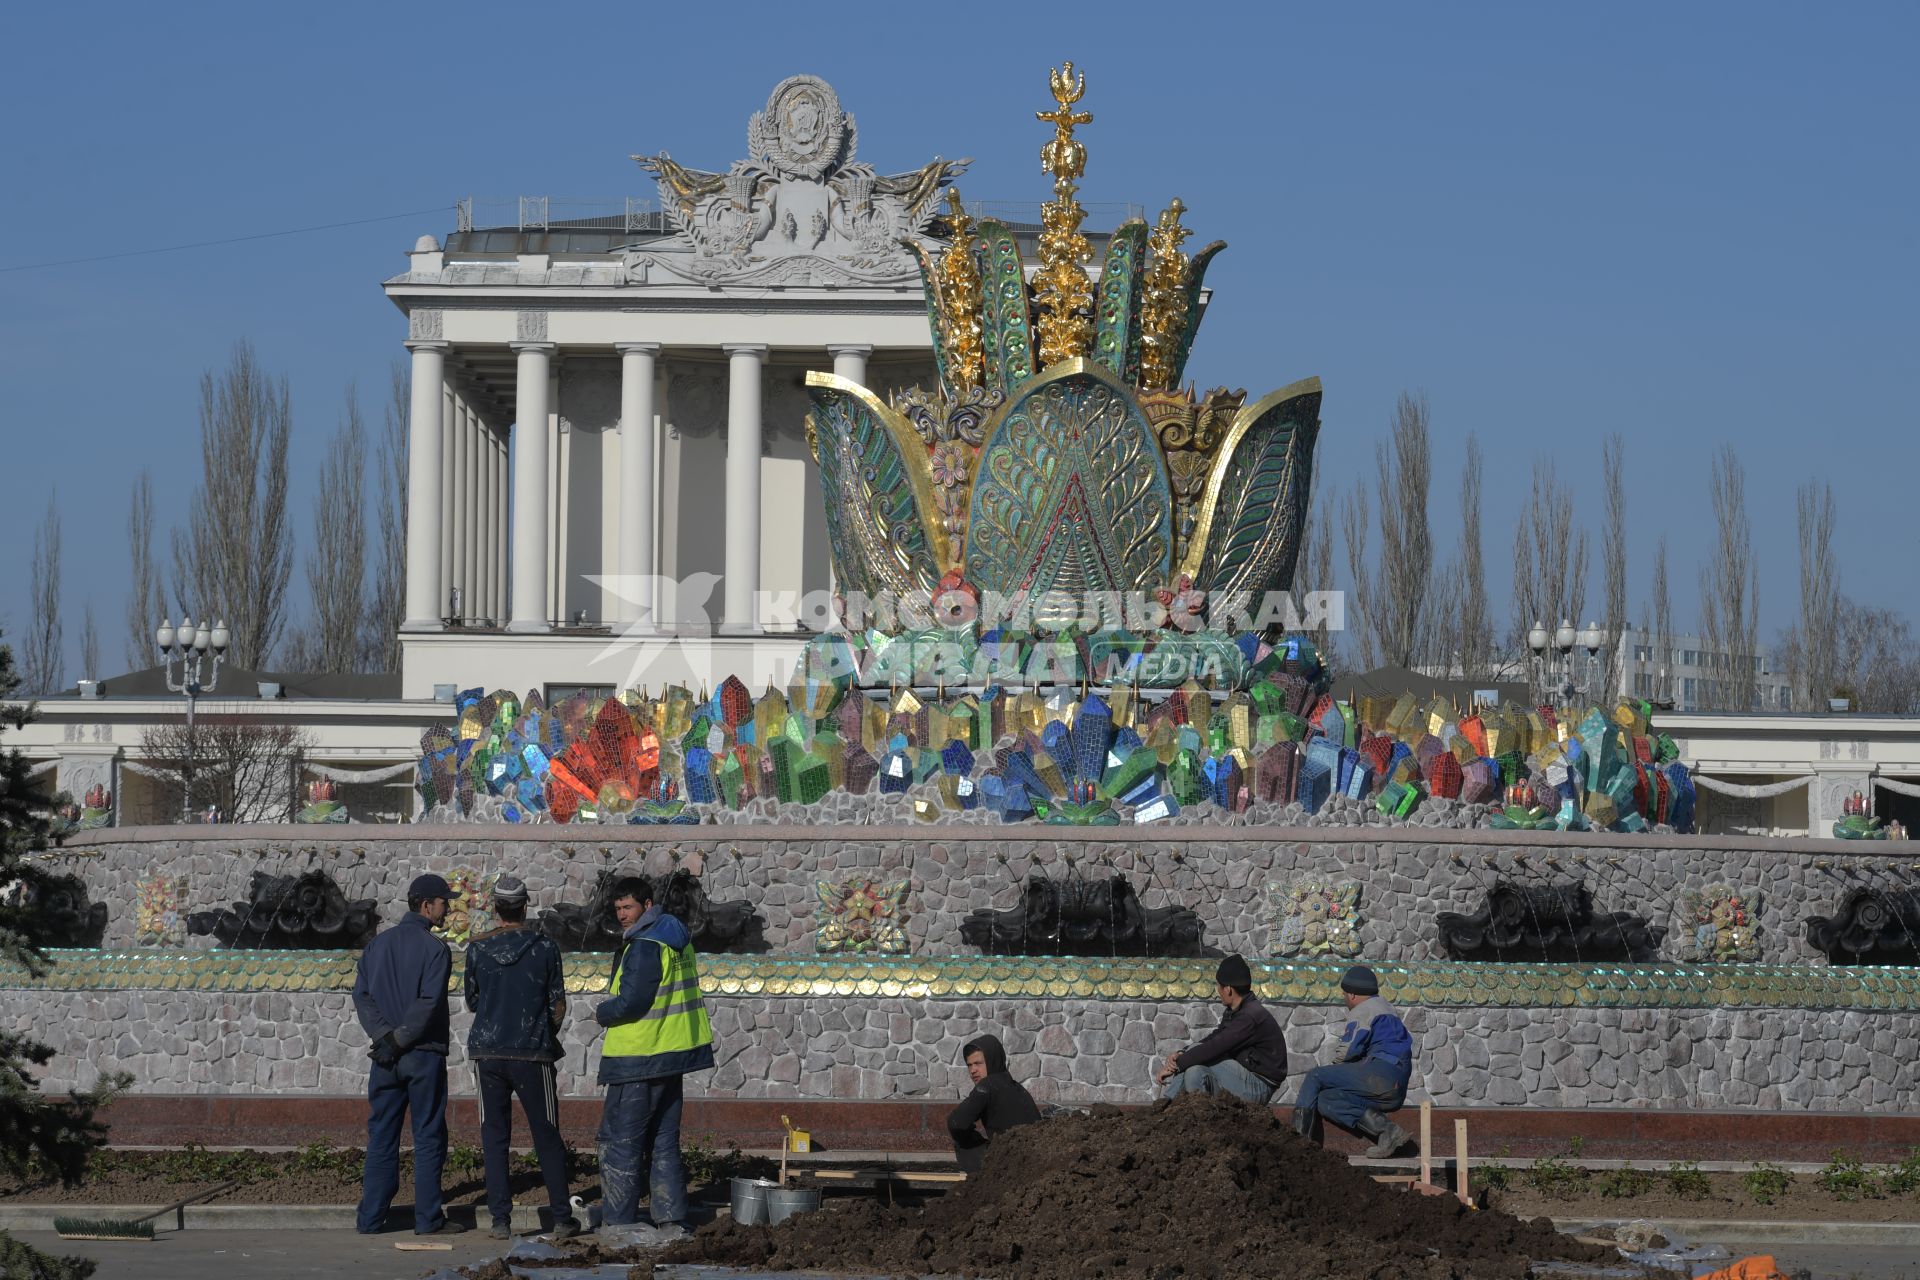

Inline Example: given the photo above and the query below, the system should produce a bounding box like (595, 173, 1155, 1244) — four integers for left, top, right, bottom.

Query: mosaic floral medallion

(134, 874, 188, 947)
(815, 878, 911, 954)
(1679, 883, 1761, 963)
(434, 869, 500, 944)
(1270, 879, 1362, 957)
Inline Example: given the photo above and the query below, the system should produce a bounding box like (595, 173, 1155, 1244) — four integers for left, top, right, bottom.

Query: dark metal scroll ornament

(186, 870, 378, 949)
(1805, 887, 1920, 964)
(15, 871, 109, 948)
(959, 873, 1204, 957)
(1437, 879, 1664, 962)
(534, 868, 762, 953)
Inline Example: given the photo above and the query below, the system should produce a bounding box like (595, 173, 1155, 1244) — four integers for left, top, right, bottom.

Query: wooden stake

(1419, 1100, 1433, 1186)
(395, 1242, 454, 1251)
(1454, 1118, 1470, 1203)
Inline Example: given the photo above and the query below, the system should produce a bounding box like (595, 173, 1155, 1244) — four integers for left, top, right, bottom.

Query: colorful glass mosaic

(134, 874, 188, 947)
(434, 869, 499, 945)
(1270, 879, 1363, 958)
(1679, 883, 1762, 963)
(815, 878, 911, 954)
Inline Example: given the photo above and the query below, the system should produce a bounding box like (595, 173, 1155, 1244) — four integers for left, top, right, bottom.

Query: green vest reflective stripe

(604, 938, 713, 1060)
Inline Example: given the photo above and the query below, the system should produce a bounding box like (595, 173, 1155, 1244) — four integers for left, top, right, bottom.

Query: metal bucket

(731, 1177, 776, 1226)
(766, 1186, 823, 1224)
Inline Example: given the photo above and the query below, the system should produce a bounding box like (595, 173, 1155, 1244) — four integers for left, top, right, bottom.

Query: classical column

(722, 343, 767, 632)
(402, 341, 449, 629)
(482, 424, 499, 623)
(449, 398, 469, 621)
(462, 404, 480, 621)
(828, 343, 871, 387)
(508, 342, 556, 632)
(440, 385, 457, 616)
(616, 343, 661, 628)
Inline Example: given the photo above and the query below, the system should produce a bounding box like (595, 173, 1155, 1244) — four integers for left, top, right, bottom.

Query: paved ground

(1717, 1241, 1920, 1280)
(15, 1228, 1920, 1280)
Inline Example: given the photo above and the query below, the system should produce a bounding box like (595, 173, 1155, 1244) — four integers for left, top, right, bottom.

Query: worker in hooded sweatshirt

(946, 1033, 1041, 1174)
(1290, 964, 1415, 1157)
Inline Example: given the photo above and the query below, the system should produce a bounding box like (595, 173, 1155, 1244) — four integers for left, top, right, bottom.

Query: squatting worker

(1155, 955, 1288, 1105)
(352, 873, 465, 1236)
(1291, 964, 1415, 1158)
(946, 1034, 1041, 1174)
(593, 875, 715, 1235)
(464, 875, 582, 1241)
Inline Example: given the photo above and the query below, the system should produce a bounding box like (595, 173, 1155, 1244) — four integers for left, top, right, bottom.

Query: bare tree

(1830, 598, 1920, 714)
(123, 470, 159, 671)
(170, 341, 293, 670)
(1785, 481, 1838, 711)
(1339, 479, 1378, 672)
(288, 389, 368, 673)
(139, 716, 311, 824)
(1650, 538, 1672, 702)
(1697, 445, 1760, 710)
(79, 604, 99, 682)
(1372, 392, 1433, 668)
(364, 361, 410, 673)
(1294, 490, 1338, 668)
(21, 498, 63, 696)
(1511, 459, 1585, 644)
(1451, 434, 1494, 681)
(1601, 433, 1628, 701)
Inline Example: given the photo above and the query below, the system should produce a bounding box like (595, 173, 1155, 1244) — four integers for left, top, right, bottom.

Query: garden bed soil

(1486, 1170, 1920, 1224)
(659, 1094, 1621, 1280)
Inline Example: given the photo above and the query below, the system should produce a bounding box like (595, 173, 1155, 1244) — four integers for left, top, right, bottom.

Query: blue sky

(2, 1, 1914, 677)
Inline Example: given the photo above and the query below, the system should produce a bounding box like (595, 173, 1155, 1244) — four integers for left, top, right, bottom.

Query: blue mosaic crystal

(940, 739, 974, 776)
(878, 750, 913, 794)
(1133, 792, 1180, 823)
(1297, 755, 1332, 813)
(1071, 695, 1113, 783)
(1344, 762, 1373, 800)
(1041, 720, 1073, 766)
(684, 747, 715, 804)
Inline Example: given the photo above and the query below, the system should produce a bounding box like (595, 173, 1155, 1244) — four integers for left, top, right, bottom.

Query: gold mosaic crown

(806, 63, 1322, 614)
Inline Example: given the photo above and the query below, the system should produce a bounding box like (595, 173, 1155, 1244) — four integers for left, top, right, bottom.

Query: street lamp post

(1554, 619, 1576, 704)
(1527, 620, 1549, 706)
(1578, 620, 1604, 702)
(157, 615, 231, 822)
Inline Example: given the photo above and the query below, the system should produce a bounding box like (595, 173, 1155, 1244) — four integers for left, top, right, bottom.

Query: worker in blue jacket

(1290, 965, 1415, 1157)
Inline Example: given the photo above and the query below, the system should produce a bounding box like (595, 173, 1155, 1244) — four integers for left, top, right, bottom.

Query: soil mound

(663, 1094, 1619, 1280)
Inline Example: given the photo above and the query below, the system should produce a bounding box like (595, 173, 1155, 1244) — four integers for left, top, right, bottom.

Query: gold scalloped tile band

(5, 951, 1920, 1011)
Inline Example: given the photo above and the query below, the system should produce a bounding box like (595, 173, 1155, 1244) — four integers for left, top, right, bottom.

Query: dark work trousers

(476, 1058, 573, 1228)
(596, 1075, 687, 1227)
(356, 1049, 449, 1233)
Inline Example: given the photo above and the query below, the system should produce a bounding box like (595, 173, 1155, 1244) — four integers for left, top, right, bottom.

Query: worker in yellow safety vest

(592, 875, 715, 1233)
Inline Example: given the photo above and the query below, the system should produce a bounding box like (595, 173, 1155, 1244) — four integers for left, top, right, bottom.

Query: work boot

(549, 1217, 585, 1240)
(488, 1219, 512, 1240)
(1290, 1105, 1322, 1145)
(1360, 1109, 1412, 1158)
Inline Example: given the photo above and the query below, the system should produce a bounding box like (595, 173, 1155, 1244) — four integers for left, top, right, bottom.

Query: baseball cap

(407, 873, 460, 902)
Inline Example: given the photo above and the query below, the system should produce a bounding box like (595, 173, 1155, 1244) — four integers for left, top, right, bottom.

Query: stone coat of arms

(631, 75, 969, 287)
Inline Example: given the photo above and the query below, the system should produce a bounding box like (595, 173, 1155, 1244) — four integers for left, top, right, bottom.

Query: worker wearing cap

(1290, 965, 1415, 1157)
(1154, 955, 1288, 1105)
(465, 875, 580, 1241)
(352, 873, 464, 1236)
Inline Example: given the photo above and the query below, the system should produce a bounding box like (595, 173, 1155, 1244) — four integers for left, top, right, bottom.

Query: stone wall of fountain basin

(6, 982, 1914, 1115)
(16, 823, 1918, 1118)
(41, 821, 1920, 964)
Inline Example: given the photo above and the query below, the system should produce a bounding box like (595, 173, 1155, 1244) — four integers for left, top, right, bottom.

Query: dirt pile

(662, 1095, 1619, 1280)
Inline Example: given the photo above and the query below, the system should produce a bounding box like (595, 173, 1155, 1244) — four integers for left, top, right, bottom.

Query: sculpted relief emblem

(629, 75, 968, 287)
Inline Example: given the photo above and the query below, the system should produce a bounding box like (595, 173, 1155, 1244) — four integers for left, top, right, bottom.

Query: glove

(368, 1032, 403, 1068)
